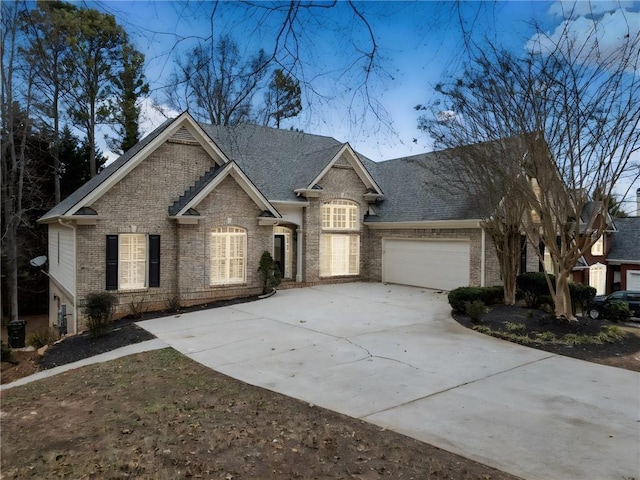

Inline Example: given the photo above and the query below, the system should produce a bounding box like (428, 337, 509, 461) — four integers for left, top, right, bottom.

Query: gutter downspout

(58, 218, 77, 334)
(480, 228, 486, 287)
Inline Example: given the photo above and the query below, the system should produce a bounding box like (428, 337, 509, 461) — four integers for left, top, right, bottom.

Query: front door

(274, 234, 285, 278)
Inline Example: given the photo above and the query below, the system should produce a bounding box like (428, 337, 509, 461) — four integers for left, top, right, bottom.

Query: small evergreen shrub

(448, 286, 503, 312)
(569, 283, 596, 316)
(258, 251, 281, 294)
(605, 302, 632, 323)
(1, 341, 12, 362)
(83, 292, 117, 339)
(517, 272, 555, 308)
(464, 300, 487, 324)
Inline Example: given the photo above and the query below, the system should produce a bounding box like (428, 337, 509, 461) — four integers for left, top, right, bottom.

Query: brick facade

(54, 130, 505, 331)
(303, 162, 369, 283)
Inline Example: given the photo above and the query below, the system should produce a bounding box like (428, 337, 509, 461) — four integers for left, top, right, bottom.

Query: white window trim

(589, 263, 606, 295)
(210, 227, 247, 286)
(119, 234, 147, 290)
(321, 200, 359, 231)
(591, 235, 604, 256)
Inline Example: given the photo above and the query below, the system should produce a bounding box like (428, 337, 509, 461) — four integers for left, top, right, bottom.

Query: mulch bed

(454, 304, 640, 368)
(38, 294, 262, 370)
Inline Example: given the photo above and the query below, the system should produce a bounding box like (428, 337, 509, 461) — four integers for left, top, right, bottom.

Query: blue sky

(83, 0, 639, 209)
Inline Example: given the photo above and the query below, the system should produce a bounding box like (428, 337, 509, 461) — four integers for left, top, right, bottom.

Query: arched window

(320, 200, 359, 276)
(211, 227, 246, 285)
(321, 200, 358, 230)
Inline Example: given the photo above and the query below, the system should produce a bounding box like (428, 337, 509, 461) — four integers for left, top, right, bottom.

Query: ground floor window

(211, 227, 246, 285)
(106, 234, 160, 291)
(320, 234, 359, 276)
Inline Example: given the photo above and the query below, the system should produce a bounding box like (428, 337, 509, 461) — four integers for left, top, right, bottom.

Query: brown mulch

(453, 304, 640, 371)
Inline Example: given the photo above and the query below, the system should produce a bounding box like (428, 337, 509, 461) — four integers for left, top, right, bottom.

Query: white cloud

(548, 1, 639, 19)
(528, 4, 640, 71)
(138, 97, 180, 136)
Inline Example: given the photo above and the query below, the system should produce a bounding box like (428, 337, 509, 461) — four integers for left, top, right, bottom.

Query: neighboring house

(571, 197, 640, 295)
(605, 217, 640, 292)
(38, 112, 505, 334)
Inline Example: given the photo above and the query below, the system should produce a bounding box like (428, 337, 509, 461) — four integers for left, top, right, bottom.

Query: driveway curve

(139, 283, 640, 480)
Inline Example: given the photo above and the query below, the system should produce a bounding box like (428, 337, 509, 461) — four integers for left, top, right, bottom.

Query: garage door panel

(383, 239, 470, 291)
(627, 271, 640, 290)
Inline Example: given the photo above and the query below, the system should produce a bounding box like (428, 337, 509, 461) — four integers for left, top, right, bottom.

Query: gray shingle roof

(608, 217, 640, 262)
(200, 124, 345, 202)
(39, 116, 176, 221)
(366, 152, 487, 222)
(40, 112, 493, 225)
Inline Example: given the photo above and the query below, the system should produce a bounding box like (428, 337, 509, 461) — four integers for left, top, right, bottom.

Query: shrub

(166, 295, 182, 313)
(605, 302, 632, 323)
(505, 322, 526, 334)
(1, 341, 12, 362)
(517, 272, 555, 308)
(128, 295, 147, 319)
(464, 300, 487, 324)
(258, 251, 281, 294)
(598, 325, 626, 343)
(83, 292, 117, 339)
(27, 328, 59, 349)
(569, 283, 596, 316)
(448, 286, 503, 312)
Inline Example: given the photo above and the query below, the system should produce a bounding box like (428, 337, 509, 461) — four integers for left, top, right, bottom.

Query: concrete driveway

(138, 283, 640, 480)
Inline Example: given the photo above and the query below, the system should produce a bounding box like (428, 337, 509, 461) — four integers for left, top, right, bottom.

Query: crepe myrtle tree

(415, 137, 529, 306)
(418, 18, 640, 320)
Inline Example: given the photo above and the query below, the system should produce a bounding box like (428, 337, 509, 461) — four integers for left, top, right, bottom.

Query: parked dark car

(588, 290, 640, 319)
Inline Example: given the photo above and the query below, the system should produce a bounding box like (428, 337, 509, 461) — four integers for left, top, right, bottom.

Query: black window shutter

(106, 235, 119, 290)
(149, 235, 160, 288)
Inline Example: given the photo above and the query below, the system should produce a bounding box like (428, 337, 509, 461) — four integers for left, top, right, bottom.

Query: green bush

(258, 251, 281, 294)
(1, 341, 12, 362)
(516, 272, 555, 308)
(83, 292, 117, 339)
(569, 283, 596, 316)
(605, 302, 632, 323)
(448, 286, 503, 312)
(464, 300, 487, 324)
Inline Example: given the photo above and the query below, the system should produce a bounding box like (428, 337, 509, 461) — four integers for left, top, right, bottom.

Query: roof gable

(39, 112, 229, 223)
(307, 143, 383, 195)
(171, 161, 280, 219)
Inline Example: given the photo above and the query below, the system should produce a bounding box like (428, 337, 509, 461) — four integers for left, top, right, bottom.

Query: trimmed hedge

(448, 286, 504, 313)
(516, 272, 597, 314)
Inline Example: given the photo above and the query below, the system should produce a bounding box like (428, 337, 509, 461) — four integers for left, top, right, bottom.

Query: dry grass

(1, 348, 518, 480)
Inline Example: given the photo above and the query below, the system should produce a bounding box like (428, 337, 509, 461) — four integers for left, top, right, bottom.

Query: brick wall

(303, 163, 369, 283)
(74, 141, 272, 324)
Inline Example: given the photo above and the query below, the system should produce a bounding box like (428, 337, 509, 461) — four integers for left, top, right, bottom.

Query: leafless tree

(419, 11, 640, 319)
(167, 35, 268, 126)
(2, 2, 34, 322)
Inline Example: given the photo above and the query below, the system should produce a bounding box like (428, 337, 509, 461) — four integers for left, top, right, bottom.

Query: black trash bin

(7, 320, 26, 349)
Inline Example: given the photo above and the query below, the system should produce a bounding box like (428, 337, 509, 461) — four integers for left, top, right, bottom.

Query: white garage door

(627, 270, 640, 290)
(382, 239, 470, 291)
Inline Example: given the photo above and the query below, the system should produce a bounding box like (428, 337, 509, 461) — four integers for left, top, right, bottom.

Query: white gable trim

(66, 112, 230, 217)
(308, 144, 383, 195)
(175, 162, 281, 219)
